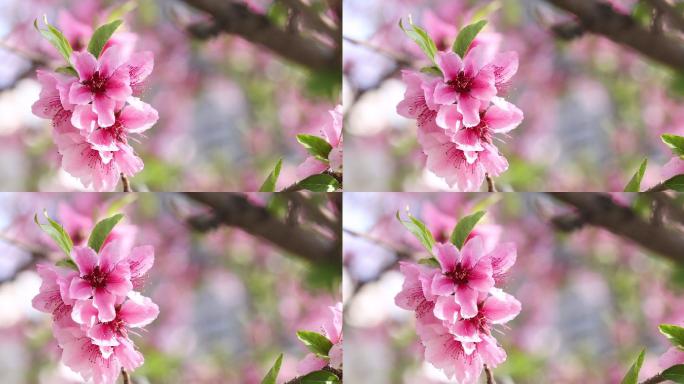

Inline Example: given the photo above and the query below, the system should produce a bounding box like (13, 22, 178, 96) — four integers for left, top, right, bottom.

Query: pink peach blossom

(297, 302, 343, 375)
(297, 106, 343, 179)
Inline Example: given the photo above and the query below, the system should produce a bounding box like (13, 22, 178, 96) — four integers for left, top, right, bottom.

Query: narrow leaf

(55, 258, 78, 270)
(450, 211, 486, 249)
(663, 175, 684, 192)
(34, 211, 73, 257)
(259, 159, 282, 192)
(624, 158, 647, 192)
(420, 66, 442, 76)
(298, 174, 340, 192)
(662, 134, 684, 157)
(620, 349, 645, 384)
(453, 20, 487, 57)
(297, 134, 333, 161)
(87, 214, 124, 253)
(55, 66, 78, 77)
(472, 1, 501, 22)
(300, 370, 340, 384)
(660, 324, 684, 348)
(399, 18, 438, 62)
(34, 16, 73, 63)
(260, 354, 283, 384)
(396, 211, 435, 253)
(88, 19, 123, 58)
(297, 331, 333, 357)
(662, 364, 684, 383)
(417, 257, 440, 268)
(107, 1, 137, 23)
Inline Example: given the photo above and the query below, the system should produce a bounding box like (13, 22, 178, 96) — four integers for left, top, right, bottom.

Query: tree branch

(548, 193, 684, 265)
(184, 193, 339, 266)
(121, 368, 130, 384)
(645, 0, 684, 33)
(484, 365, 496, 384)
(182, 0, 339, 72)
(639, 372, 666, 384)
(542, 0, 684, 70)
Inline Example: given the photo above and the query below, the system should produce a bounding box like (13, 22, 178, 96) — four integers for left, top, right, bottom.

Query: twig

(121, 368, 130, 384)
(343, 35, 412, 66)
(543, 0, 684, 71)
(484, 365, 496, 384)
(639, 372, 666, 384)
(645, 0, 684, 33)
(121, 174, 131, 192)
(485, 173, 497, 192)
(548, 193, 684, 265)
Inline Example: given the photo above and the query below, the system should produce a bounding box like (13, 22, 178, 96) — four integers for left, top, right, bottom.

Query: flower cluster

(297, 303, 343, 375)
(395, 224, 520, 383)
(32, 19, 157, 191)
(397, 21, 523, 191)
(32, 220, 158, 384)
(296, 106, 343, 180)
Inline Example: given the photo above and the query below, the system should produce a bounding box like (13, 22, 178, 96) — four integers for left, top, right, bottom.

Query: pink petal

(433, 295, 460, 322)
(87, 323, 119, 347)
(93, 287, 117, 322)
(488, 242, 517, 278)
(99, 240, 125, 272)
(469, 69, 497, 101)
(297, 353, 328, 376)
(329, 343, 343, 369)
(467, 261, 494, 292)
(93, 94, 116, 127)
(484, 97, 523, 133)
(453, 128, 484, 152)
(128, 51, 154, 85)
(69, 278, 93, 300)
(463, 45, 491, 76)
(477, 333, 507, 367)
(68, 82, 93, 105)
(321, 304, 342, 344)
(431, 273, 455, 296)
(434, 242, 459, 271)
(104, 264, 133, 297)
(435, 104, 462, 131)
(454, 285, 478, 319)
(660, 347, 684, 369)
(71, 299, 99, 326)
(451, 318, 480, 342)
(479, 143, 509, 176)
(321, 106, 343, 147)
(71, 246, 98, 274)
(71, 51, 97, 80)
(114, 337, 144, 371)
(457, 94, 481, 128)
(433, 82, 458, 104)
(127, 245, 154, 279)
(119, 292, 159, 327)
(491, 51, 519, 87)
(662, 157, 684, 180)
(104, 67, 132, 101)
(482, 289, 521, 324)
(297, 156, 328, 180)
(70, 104, 98, 132)
(114, 143, 144, 177)
(88, 128, 119, 152)
(119, 98, 158, 133)
(460, 236, 486, 269)
(98, 45, 124, 78)
(435, 51, 463, 81)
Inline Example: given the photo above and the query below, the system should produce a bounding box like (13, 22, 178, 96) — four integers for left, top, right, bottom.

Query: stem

(639, 373, 666, 384)
(484, 365, 495, 384)
(485, 173, 497, 192)
(121, 173, 131, 192)
(121, 368, 130, 384)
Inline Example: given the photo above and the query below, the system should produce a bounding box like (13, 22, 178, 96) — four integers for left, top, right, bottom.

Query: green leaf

(297, 134, 333, 161)
(472, 1, 501, 22)
(260, 354, 283, 384)
(662, 134, 684, 157)
(55, 258, 78, 270)
(87, 19, 123, 58)
(399, 17, 438, 62)
(259, 159, 282, 192)
(298, 174, 341, 192)
(663, 365, 684, 383)
(624, 158, 648, 192)
(34, 16, 73, 63)
(396, 211, 436, 253)
(420, 66, 442, 76)
(34, 211, 73, 257)
(267, 1, 289, 28)
(105, 194, 137, 217)
(87, 214, 124, 253)
(417, 257, 440, 267)
(453, 20, 487, 57)
(300, 370, 340, 384)
(663, 175, 684, 192)
(297, 331, 333, 357)
(55, 66, 78, 77)
(107, 1, 137, 23)
(660, 324, 684, 348)
(621, 349, 645, 384)
(450, 211, 486, 249)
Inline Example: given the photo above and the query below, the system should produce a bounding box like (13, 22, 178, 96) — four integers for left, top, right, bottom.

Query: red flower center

(446, 264, 469, 285)
(84, 266, 107, 288)
(83, 71, 108, 94)
(447, 72, 472, 93)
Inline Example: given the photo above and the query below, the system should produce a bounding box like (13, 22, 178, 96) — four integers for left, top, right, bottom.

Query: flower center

(447, 72, 472, 93)
(84, 266, 107, 288)
(83, 71, 108, 94)
(446, 264, 469, 285)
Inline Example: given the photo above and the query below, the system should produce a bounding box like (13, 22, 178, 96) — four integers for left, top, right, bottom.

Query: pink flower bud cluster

(397, 33, 523, 191)
(395, 233, 520, 383)
(32, 41, 157, 191)
(32, 239, 158, 384)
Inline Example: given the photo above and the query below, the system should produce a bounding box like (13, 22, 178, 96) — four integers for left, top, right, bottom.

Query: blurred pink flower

(660, 347, 684, 369)
(297, 106, 343, 180)
(662, 157, 684, 181)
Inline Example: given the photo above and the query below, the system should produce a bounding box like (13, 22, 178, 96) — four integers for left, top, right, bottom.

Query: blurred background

(343, 192, 684, 383)
(0, 0, 341, 191)
(0, 192, 341, 383)
(343, 0, 682, 191)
